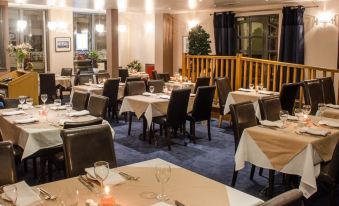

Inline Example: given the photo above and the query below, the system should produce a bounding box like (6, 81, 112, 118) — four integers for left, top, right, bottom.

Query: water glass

(65, 102, 73, 114)
(318, 103, 326, 118)
(3, 185, 18, 205)
(94, 161, 110, 194)
(41, 94, 48, 105)
(88, 78, 93, 84)
(155, 164, 171, 201)
(26, 97, 33, 107)
(54, 99, 62, 109)
(279, 110, 289, 127)
(18, 96, 26, 109)
(249, 84, 254, 90)
(294, 108, 303, 121)
(302, 105, 311, 119)
(149, 85, 155, 94)
(60, 189, 79, 206)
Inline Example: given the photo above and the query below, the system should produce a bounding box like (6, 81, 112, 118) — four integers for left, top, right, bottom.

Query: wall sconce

(17, 20, 27, 31)
(187, 20, 198, 30)
(118, 24, 127, 32)
(316, 12, 335, 25)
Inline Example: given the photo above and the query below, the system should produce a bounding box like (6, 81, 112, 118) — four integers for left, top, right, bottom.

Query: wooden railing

(182, 54, 339, 105)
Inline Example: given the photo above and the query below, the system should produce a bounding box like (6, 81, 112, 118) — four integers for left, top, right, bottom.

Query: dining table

(320, 105, 339, 119)
(129, 72, 149, 79)
(165, 81, 195, 93)
(71, 83, 125, 100)
(0, 105, 114, 160)
(235, 116, 339, 198)
(0, 158, 264, 206)
(223, 89, 280, 120)
(55, 75, 72, 88)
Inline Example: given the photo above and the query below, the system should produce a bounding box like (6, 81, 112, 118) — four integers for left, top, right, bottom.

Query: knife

(78, 177, 93, 192)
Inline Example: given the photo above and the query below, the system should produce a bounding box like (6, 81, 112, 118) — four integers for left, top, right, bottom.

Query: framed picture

(182, 36, 189, 54)
(55, 37, 71, 52)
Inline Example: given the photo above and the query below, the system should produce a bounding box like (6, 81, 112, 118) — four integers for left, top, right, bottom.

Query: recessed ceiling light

(188, 0, 197, 9)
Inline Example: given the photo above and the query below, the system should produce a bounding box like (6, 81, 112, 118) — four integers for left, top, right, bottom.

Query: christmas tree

(188, 25, 212, 55)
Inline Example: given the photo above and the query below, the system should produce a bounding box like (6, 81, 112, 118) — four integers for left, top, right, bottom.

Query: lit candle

(100, 186, 115, 206)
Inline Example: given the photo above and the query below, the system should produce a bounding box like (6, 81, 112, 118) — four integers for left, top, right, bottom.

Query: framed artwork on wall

(55, 37, 71, 52)
(183, 36, 189, 54)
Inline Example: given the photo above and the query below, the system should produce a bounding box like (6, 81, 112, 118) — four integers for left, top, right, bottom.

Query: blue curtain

(279, 6, 305, 64)
(213, 12, 236, 56)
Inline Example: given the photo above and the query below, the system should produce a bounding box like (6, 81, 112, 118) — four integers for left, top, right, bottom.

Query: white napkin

(238, 88, 253, 92)
(1, 110, 26, 116)
(68, 110, 90, 117)
(1, 181, 42, 206)
(159, 94, 170, 99)
(258, 91, 275, 95)
(299, 127, 331, 136)
(326, 104, 339, 109)
(143, 92, 156, 97)
(14, 117, 39, 124)
(96, 84, 104, 88)
(287, 115, 299, 121)
(85, 168, 125, 186)
(50, 105, 66, 110)
(150, 202, 173, 206)
(318, 120, 339, 128)
(260, 120, 284, 128)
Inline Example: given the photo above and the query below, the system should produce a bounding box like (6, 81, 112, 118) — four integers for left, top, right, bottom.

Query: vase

(16, 60, 24, 71)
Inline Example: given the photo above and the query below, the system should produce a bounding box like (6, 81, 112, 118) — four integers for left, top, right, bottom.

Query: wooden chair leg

(207, 119, 211, 141)
(128, 112, 132, 136)
(218, 115, 223, 128)
(259, 168, 264, 176)
(250, 165, 256, 180)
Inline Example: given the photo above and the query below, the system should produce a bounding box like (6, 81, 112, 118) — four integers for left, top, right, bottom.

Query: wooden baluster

(243, 60, 248, 88)
(192, 58, 196, 81)
(187, 56, 191, 81)
(197, 58, 200, 78)
(226, 59, 229, 78)
(299, 69, 305, 107)
(249, 61, 253, 86)
(255, 62, 259, 86)
(220, 59, 224, 78)
(267, 64, 271, 90)
(323, 71, 326, 78)
(307, 68, 311, 80)
(231, 59, 235, 90)
(273, 64, 277, 92)
(215, 59, 219, 80)
(286, 66, 290, 83)
(279, 65, 283, 91)
(293, 67, 297, 83)
(261, 63, 264, 86)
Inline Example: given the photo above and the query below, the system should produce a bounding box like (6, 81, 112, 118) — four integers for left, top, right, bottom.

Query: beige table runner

(246, 122, 338, 171)
(39, 167, 230, 206)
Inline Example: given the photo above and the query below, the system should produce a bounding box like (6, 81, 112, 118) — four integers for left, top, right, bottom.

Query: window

(8, 8, 47, 72)
(0, 7, 5, 70)
(236, 14, 279, 60)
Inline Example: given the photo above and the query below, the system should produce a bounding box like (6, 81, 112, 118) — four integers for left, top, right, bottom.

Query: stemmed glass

(258, 83, 264, 91)
(94, 161, 110, 194)
(294, 108, 303, 121)
(318, 103, 326, 119)
(65, 102, 73, 116)
(279, 110, 289, 127)
(26, 97, 33, 108)
(249, 84, 254, 90)
(41, 94, 48, 105)
(302, 105, 311, 120)
(155, 164, 171, 201)
(18, 96, 26, 110)
(3, 185, 18, 205)
(149, 86, 155, 94)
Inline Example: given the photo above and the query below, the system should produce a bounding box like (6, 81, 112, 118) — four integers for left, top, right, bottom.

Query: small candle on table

(100, 186, 115, 206)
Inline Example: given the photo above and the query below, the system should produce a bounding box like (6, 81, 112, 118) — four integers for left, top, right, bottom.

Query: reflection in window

(0, 7, 5, 70)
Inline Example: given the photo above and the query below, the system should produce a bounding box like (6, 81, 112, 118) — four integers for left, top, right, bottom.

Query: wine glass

(318, 103, 326, 119)
(26, 97, 33, 108)
(94, 161, 110, 194)
(60, 189, 79, 206)
(249, 84, 254, 90)
(3, 185, 18, 205)
(41, 94, 48, 105)
(149, 86, 155, 94)
(18, 96, 26, 110)
(279, 110, 289, 127)
(155, 164, 171, 201)
(258, 83, 264, 91)
(54, 99, 62, 110)
(302, 105, 311, 120)
(294, 108, 303, 121)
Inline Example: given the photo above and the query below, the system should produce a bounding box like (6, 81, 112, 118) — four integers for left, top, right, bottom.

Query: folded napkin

(142, 92, 156, 97)
(238, 88, 253, 92)
(287, 115, 299, 121)
(1, 110, 26, 116)
(1, 181, 42, 206)
(299, 127, 331, 136)
(68, 110, 90, 117)
(50, 105, 67, 110)
(318, 120, 339, 128)
(150, 202, 172, 206)
(260, 120, 284, 128)
(85, 168, 125, 186)
(159, 94, 170, 99)
(258, 91, 275, 95)
(96, 84, 104, 88)
(326, 104, 339, 109)
(14, 117, 39, 124)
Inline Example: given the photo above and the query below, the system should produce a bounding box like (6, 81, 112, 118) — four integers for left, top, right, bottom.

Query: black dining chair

(302, 79, 325, 115)
(319, 77, 336, 105)
(261, 189, 304, 206)
(39, 73, 57, 103)
(186, 86, 216, 143)
(87, 95, 109, 119)
(64, 118, 103, 129)
(3, 98, 20, 109)
(72, 91, 89, 111)
(158, 73, 171, 82)
(61, 124, 117, 177)
(152, 70, 159, 80)
(259, 96, 282, 121)
(0, 141, 17, 186)
(153, 88, 191, 150)
(102, 78, 120, 122)
(61, 68, 73, 76)
(279, 83, 300, 115)
(148, 80, 165, 93)
(118, 69, 129, 83)
(193, 77, 210, 94)
(215, 77, 232, 127)
(78, 74, 94, 85)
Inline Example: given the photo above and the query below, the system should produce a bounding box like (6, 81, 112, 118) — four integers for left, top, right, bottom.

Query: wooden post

(235, 53, 243, 90)
(1, 1, 9, 71)
(106, 9, 119, 77)
(182, 53, 187, 76)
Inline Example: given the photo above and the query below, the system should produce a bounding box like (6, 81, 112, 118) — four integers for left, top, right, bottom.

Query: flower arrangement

(7, 43, 32, 70)
(88, 50, 99, 68)
(126, 60, 142, 72)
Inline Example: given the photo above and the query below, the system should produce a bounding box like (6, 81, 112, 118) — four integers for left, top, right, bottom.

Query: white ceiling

(9, 0, 328, 12)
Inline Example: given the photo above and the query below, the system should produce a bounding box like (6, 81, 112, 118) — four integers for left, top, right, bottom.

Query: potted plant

(88, 50, 99, 70)
(7, 43, 32, 70)
(127, 60, 142, 73)
(188, 25, 211, 55)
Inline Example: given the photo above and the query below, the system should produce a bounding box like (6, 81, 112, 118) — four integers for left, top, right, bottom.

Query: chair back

(72, 91, 89, 111)
(158, 73, 170, 82)
(87, 95, 109, 118)
(63, 117, 103, 129)
(3, 98, 19, 109)
(61, 124, 117, 177)
(215, 77, 232, 114)
(118, 69, 129, 82)
(126, 81, 146, 96)
(279, 83, 300, 115)
(152, 70, 158, 80)
(303, 80, 324, 115)
(230, 101, 257, 151)
(102, 78, 120, 107)
(39, 73, 56, 103)
(0, 141, 16, 186)
(259, 96, 282, 121)
(167, 89, 191, 129)
(78, 74, 94, 85)
(319, 77, 336, 104)
(261, 189, 303, 206)
(148, 80, 165, 93)
(320, 142, 339, 186)
(96, 73, 110, 84)
(191, 86, 216, 121)
(194, 77, 210, 93)
(61, 68, 72, 76)
(125, 76, 141, 83)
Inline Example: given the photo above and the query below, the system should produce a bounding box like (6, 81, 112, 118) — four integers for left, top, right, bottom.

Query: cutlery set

(36, 187, 56, 200)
